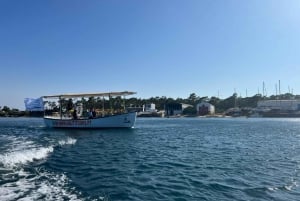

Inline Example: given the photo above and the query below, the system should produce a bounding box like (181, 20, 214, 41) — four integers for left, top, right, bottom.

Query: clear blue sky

(1, 0, 300, 109)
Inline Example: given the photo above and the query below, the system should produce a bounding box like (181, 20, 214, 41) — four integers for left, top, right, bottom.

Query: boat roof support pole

(123, 95, 126, 111)
(43, 98, 45, 117)
(59, 96, 62, 120)
(102, 96, 104, 117)
(109, 94, 112, 113)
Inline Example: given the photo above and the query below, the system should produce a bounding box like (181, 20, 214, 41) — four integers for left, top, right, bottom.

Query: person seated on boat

(67, 99, 74, 116)
(88, 108, 93, 119)
(72, 108, 78, 119)
(92, 108, 96, 118)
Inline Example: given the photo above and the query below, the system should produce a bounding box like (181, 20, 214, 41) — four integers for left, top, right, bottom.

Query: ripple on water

(1, 117, 300, 201)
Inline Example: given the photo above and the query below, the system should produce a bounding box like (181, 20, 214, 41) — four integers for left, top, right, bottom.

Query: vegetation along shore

(1, 92, 299, 118)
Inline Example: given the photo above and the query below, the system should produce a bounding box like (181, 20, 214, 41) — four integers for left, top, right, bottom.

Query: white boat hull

(44, 112, 137, 128)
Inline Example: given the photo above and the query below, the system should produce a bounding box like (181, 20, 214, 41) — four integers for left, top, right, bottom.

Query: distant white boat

(41, 91, 137, 128)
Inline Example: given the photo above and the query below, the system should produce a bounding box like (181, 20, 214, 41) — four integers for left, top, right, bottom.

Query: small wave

(266, 179, 298, 192)
(58, 137, 77, 146)
(0, 146, 54, 168)
(283, 180, 298, 191)
(35, 174, 81, 201)
(267, 187, 278, 191)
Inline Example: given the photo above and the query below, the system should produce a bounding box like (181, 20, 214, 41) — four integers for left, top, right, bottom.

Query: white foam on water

(1, 136, 78, 168)
(58, 137, 77, 146)
(0, 136, 81, 200)
(0, 146, 54, 168)
(284, 180, 298, 191)
(33, 173, 82, 201)
(0, 136, 33, 151)
(0, 170, 82, 201)
(267, 187, 278, 191)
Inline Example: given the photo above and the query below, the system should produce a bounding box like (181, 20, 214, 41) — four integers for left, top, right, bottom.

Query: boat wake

(0, 136, 83, 201)
(0, 146, 54, 168)
(58, 137, 77, 146)
(0, 167, 82, 201)
(0, 136, 77, 168)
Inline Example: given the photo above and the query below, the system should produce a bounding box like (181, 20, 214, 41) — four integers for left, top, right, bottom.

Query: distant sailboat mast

(279, 80, 281, 96)
(262, 82, 265, 97)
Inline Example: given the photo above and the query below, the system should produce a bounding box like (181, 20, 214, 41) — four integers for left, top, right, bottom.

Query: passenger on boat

(73, 109, 78, 119)
(67, 99, 73, 109)
(92, 108, 96, 118)
(88, 109, 93, 119)
(67, 99, 74, 117)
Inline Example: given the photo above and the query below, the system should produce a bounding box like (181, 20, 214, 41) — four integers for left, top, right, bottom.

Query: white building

(143, 103, 156, 112)
(196, 102, 215, 115)
(257, 100, 300, 111)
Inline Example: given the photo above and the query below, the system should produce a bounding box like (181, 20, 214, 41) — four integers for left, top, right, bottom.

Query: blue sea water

(0, 117, 300, 201)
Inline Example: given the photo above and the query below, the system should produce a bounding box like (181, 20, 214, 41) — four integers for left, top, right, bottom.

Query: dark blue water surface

(0, 117, 300, 201)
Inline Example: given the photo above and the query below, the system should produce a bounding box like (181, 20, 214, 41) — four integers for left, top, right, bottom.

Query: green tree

(209, 96, 221, 106)
(187, 93, 199, 105)
(2, 106, 10, 113)
(182, 106, 197, 115)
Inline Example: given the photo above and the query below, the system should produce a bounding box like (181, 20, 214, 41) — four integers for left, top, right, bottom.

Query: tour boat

(41, 91, 137, 128)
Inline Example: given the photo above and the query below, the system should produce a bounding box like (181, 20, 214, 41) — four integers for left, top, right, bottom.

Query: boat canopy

(43, 91, 136, 99)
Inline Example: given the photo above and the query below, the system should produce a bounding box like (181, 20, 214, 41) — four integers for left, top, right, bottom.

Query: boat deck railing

(44, 109, 135, 120)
